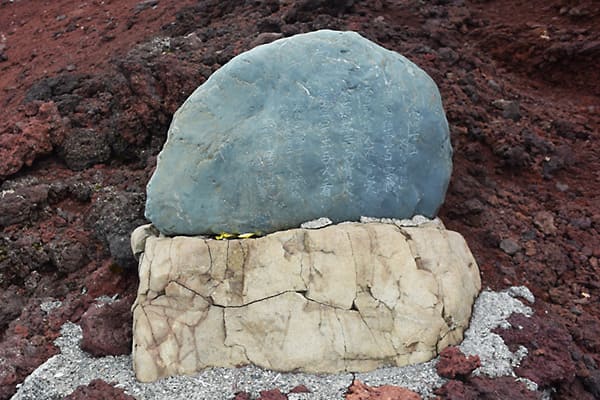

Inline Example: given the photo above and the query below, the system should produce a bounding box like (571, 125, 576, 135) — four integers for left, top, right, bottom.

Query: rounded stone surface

(145, 30, 452, 235)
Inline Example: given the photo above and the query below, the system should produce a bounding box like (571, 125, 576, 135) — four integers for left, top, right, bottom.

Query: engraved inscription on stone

(145, 30, 452, 236)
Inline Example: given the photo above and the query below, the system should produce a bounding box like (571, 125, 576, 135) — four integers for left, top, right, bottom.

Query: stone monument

(144, 29, 452, 236)
(132, 30, 480, 383)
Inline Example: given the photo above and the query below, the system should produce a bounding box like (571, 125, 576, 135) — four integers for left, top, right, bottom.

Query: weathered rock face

(80, 297, 133, 357)
(145, 29, 452, 236)
(131, 221, 480, 382)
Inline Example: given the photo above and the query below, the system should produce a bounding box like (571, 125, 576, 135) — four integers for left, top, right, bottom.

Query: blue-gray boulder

(145, 30, 452, 236)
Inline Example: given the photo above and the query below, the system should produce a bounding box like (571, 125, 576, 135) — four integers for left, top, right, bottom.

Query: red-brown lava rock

(0, 0, 599, 399)
(80, 296, 134, 357)
(436, 347, 481, 380)
(63, 378, 136, 400)
(346, 379, 422, 400)
(434, 376, 542, 400)
(494, 311, 600, 399)
(256, 389, 288, 400)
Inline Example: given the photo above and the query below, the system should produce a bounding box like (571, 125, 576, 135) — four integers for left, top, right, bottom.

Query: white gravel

(11, 287, 539, 400)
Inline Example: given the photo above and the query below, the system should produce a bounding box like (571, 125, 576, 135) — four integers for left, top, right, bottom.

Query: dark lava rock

(86, 187, 145, 267)
(47, 236, 89, 274)
(257, 388, 287, 400)
(582, 369, 600, 398)
(0, 287, 25, 335)
(0, 184, 49, 228)
(80, 297, 133, 357)
(0, 232, 51, 286)
(495, 313, 577, 388)
(284, 0, 355, 23)
(24, 74, 89, 103)
(499, 238, 521, 255)
(569, 315, 600, 354)
(56, 128, 112, 171)
(492, 99, 521, 121)
(435, 376, 541, 399)
(63, 378, 136, 400)
(436, 346, 481, 379)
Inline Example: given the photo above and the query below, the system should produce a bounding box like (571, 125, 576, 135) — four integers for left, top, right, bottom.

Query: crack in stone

(303, 292, 351, 310)
(298, 231, 310, 289)
(221, 310, 251, 364)
(167, 239, 175, 281)
(361, 225, 377, 286)
(365, 285, 394, 314)
(299, 257, 309, 290)
(225, 240, 230, 277)
(140, 305, 163, 349)
(345, 230, 359, 309)
(240, 241, 248, 300)
(399, 227, 430, 273)
(205, 240, 213, 274)
(334, 308, 348, 371)
(145, 243, 153, 296)
(212, 289, 353, 310)
(396, 226, 412, 241)
(167, 280, 205, 299)
(355, 307, 379, 345)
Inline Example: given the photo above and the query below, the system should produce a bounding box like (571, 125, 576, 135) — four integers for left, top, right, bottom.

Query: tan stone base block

(131, 221, 481, 382)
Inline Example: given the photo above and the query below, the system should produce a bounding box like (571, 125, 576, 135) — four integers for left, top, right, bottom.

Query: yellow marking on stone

(238, 232, 256, 239)
(215, 232, 235, 240)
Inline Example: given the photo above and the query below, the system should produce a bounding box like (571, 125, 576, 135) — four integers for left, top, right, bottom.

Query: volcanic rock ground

(0, 0, 598, 399)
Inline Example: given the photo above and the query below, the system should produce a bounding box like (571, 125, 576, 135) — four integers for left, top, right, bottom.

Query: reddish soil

(0, 0, 598, 399)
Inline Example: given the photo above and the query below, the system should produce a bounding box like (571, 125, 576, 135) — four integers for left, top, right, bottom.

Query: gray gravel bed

(11, 287, 537, 400)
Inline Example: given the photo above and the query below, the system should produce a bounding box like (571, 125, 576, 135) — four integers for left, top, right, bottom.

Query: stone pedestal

(131, 221, 480, 382)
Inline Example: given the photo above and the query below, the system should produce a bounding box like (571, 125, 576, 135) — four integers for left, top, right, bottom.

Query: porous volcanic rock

(80, 297, 133, 357)
(130, 220, 480, 382)
(63, 378, 135, 400)
(436, 346, 481, 379)
(346, 379, 422, 400)
(145, 29, 452, 236)
(434, 376, 542, 400)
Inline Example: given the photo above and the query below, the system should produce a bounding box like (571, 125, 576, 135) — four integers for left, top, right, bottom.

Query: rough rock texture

(495, 312, 578, 391)
(436, 346, 481, 379)
(434, 376, 542, 400)
(86, 187, 146, 268)
(145, 29, 452, 236)
(346, 379, 422, 400)
(131, 221, 480, 382)
(1, 0, 599, 398)
(63, 378, 136, 400)
(80, 297, 133, 357)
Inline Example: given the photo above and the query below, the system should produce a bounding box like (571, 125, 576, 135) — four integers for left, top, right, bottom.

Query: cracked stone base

(131, 221, 481, 382)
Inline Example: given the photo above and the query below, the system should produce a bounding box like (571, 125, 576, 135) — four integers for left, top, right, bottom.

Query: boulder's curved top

(146, 30, 452, 236)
